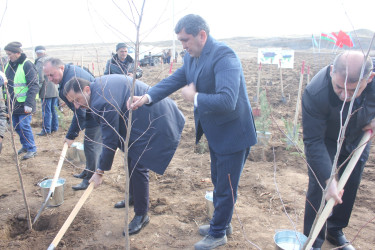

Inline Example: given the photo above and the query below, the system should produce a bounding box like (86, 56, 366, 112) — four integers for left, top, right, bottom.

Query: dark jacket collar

(9, 53, 27, 68)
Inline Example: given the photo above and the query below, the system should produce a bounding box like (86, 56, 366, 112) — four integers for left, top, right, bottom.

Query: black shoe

(123, 214, 150, 235)
(17, 148, 27, 155)
(114, 196, 134, 208)
(73, 171, 86, 179)
(37, 130, 50, 136)
(326, 231, 355, 250)
(72, 179, 89, 191)
(22, 151, 37, 160)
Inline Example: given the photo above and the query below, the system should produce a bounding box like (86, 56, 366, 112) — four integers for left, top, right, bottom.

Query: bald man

(302, 51, 375, 250)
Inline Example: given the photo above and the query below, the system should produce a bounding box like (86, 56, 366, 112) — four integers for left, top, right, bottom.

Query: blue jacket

(147, 35, 257, 154)
(59, 64, 97, 140)
(90, 75, 185, 175)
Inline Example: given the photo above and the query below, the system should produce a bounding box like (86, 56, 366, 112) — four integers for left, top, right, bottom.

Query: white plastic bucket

(38, 178, 65, 207)
(274, 230, 307, 250)
(205, 191, 214, 219)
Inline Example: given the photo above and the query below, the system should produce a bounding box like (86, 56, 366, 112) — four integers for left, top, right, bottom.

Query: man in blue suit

(64, 75, 185, 236)
(128, 14, 257, 249)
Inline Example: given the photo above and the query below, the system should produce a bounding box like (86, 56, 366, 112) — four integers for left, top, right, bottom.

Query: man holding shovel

(43, 57, 102, 191)
(302, 51, 375, 249)
(63, 75, 185, 235)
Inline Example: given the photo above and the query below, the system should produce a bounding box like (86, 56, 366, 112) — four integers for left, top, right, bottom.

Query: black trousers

(83, 125, 102, 180)
(128, 157, 149, 216)
(303, 154, 367, 247)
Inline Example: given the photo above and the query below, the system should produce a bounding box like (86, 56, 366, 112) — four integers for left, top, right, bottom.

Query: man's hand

(89, 172, 103, 188)
(181, 83, 196, 103)
(127, 95, 149, 110)
(325, 178, 344, 205)
(24, 106, 32, 113)
(362, 119, 375, 132)
(64, 138, 74, 147)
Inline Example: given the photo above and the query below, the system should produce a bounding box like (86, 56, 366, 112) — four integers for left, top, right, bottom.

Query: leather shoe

(124, 214, 150, 235)
(22, 151, 37, 160)
(326, 232, 355, 250)
(72, 179, 89, 191)
(199, 223, 232, 236)
(114, 196, 134, 208)
(73, 171, 86, 179)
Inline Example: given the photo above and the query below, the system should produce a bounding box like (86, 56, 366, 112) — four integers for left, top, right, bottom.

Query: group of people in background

(1, 13, 375, 250)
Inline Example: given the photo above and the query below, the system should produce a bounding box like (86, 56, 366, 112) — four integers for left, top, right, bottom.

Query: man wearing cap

(3, 42, 39, 160)
(104, 43, 142, 78)
(0, 71, 7, 154)
(34, 45, 59, 136)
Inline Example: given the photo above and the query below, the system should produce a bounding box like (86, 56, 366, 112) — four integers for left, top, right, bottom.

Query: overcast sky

(0, 0, 373, 50)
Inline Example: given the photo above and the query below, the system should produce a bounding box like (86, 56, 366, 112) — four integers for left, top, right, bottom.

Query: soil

(0, 47, 374, 250)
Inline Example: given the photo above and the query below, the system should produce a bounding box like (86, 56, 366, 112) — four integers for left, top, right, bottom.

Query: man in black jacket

(302, 51, 375, 250)
(4, 42, 39, 160)
(43, 57, 102, 190)
(104, 43, 142, 78)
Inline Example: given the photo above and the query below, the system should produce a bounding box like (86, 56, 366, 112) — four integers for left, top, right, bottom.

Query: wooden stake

(279, 59, 285, 101)
(256, 62, 262, 105)
(47, 183, 94, 250)
(293, 61, 305, 137)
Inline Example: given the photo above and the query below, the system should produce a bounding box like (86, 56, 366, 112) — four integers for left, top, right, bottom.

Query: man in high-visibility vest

(4, 42, 39, 160)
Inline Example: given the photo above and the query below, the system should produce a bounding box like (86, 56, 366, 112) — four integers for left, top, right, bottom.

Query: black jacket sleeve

(23, 61, 39, 111)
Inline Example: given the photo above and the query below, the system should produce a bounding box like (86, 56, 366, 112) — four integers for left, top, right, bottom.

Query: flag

(348, 32, 355, 48)
(334, 30, 354, 48)
(321, 33, 336, 43)
(312, 34, 318, 47)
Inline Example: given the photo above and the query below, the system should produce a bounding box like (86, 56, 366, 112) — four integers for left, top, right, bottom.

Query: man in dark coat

(63, 75, 185, 235)
(4, 42, 39, 160)
(302, 51, 375, 250)
(104, 43, 142, 78)
(34, 45, 59, 136)
(128, 14, 257, 250)
(43, 57, 102, 190)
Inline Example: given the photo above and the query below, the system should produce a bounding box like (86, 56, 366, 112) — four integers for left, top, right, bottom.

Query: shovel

(47, 182, 94, 250)
(303, 130, 372, 249)
(33, 143, 68, 224)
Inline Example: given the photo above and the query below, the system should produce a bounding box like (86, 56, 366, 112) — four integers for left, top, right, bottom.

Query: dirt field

(0, 46, 374, 249)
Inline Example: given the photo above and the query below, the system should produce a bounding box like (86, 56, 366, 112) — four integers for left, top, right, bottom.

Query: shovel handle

(303, 130, 372, 249)
(33, 143, 69, 225)
(47, 182, 94, 250)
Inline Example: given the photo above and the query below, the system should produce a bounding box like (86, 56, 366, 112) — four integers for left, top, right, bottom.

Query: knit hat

(35, 45, 46, 53)
(116, 43, 127, 52)
(4, 41, 22, 53)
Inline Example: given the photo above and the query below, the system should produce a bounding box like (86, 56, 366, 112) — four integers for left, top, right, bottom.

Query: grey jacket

(0, 75, 7, 138)
(35, 56, 59, 99)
